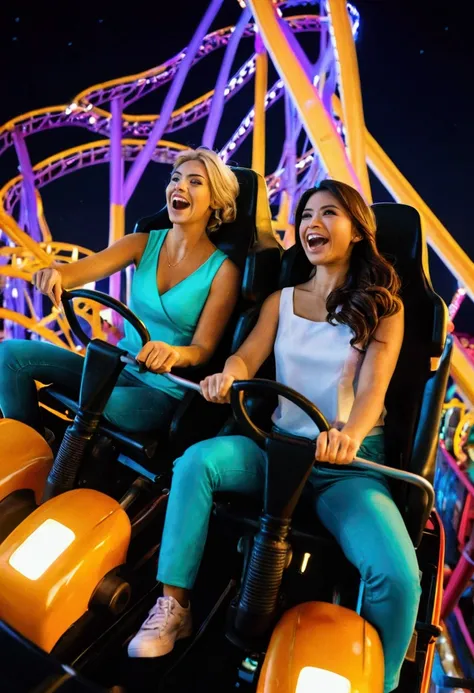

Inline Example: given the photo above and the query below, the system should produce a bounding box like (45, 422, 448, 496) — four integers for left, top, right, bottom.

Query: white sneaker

(127, 596, 192, 658)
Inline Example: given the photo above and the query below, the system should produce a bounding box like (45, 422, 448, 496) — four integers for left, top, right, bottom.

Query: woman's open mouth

(306, 233, 329, 250)
(171, 196, 191, 211)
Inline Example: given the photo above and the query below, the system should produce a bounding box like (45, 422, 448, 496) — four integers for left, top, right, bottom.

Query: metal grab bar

(128, 364, 436, 515)
(352, 457, 435, 517)
(163, 372, 202, 393)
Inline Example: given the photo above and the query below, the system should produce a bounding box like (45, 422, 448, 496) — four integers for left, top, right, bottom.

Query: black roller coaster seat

(40, 167, 282, 467)
(279, 202, 451, 546)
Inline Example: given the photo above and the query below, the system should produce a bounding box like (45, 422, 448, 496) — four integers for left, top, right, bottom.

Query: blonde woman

(0, 148, 241, 436)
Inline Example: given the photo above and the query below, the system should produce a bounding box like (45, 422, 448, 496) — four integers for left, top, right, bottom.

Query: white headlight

(296, 667, 351, 693)
(9, 519, 75, 581)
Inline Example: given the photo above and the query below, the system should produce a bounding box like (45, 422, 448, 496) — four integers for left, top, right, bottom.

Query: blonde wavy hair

(172, 147, 240, 232)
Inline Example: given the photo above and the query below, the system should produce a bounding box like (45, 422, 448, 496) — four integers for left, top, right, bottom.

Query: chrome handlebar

(122, 362, 434, 513)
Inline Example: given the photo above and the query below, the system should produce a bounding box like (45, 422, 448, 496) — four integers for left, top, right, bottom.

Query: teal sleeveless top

(117, 229, 227, 400)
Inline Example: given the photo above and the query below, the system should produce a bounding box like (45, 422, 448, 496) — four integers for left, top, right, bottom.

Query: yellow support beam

(0, 309, 68, 348)
(0, 268, 32, 281)
(365, 129, 474, 302)
(109, 203, 125, 246)
(247, 0, 361, 189)
(252, 38, 268, 177)
(451, 337, 474, 407)
(326, 0, 372, 201)
(108, 203, 125, 302)
(0, 211, 50, 265)
(330, 95, 474, 302)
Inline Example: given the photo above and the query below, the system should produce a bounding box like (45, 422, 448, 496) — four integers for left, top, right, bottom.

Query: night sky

(0, 0, 472, 330)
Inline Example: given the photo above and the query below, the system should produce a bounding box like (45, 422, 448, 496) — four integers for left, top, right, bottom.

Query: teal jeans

(158, 433, 421, 693)
(0, 339, 177, 434)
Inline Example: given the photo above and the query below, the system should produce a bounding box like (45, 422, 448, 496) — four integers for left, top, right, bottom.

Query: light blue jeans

(0, 339, 177, 434)
(158, 433, 421, 693)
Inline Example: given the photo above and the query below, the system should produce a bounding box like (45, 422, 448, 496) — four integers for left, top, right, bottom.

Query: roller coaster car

(0, 202, 450, 693)
(0, 168, 281, 678)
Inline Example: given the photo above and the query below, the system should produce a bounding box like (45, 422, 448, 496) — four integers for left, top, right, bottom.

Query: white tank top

(271, 287, 385, 439)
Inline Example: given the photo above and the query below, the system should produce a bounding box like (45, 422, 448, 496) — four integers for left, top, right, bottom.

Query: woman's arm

(343, 306, 404, 441)
(317, 305, 405, 464)
(54, 233, 148, 289)
(229, 290, 281, 377)
(200, 290, 281, 402)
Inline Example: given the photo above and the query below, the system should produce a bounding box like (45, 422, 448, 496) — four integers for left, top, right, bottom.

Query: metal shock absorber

(235, 514, 291, 636)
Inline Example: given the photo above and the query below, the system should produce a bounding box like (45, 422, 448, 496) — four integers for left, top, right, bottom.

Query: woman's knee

(0, 339, 57, 373)
(391, 557, 422, 602)
(172, 439, 222, 487)
(171, 435, 265, 495)
(0, 339, 21, 371)
(365, 550, 421, 605)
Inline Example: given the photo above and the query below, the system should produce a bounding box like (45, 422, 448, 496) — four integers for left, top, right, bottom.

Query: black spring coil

(45, 428, 90, 495)
(238, 519, 290, 617)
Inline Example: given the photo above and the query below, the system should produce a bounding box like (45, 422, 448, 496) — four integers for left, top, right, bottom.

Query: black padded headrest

(279, 202, 446, 358)
(372, 203, 446, 357)
(133, 167, 260, 273)
(372, 204, 448, 477)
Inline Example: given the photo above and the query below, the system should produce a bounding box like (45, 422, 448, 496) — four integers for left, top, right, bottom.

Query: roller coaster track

(0, 137, 316, 218)
(0, 140, 187, 217)
(0, 13, 326, 158)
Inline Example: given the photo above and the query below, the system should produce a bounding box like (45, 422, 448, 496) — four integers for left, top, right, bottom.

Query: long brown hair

(294, 180, 402, 348)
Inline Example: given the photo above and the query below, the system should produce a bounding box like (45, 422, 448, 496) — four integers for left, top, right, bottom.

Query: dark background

(0, 0, 472, 329)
